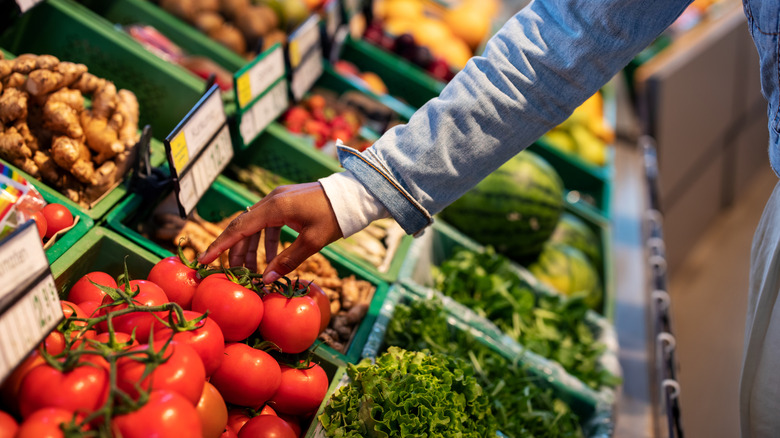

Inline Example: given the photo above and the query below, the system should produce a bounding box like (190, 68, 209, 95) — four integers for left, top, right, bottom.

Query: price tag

(15, 0, 42, 13)
(0, 222, 62, 380)
(289, 15, 324, 101)
(164, 85, 234, 217)
(239, 79, 288, 146)
(324, 0, 342, 44)
(235, 44, 286, 110)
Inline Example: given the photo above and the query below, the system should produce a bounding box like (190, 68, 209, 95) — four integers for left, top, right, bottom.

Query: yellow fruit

(570, 124, 607, 166)
(443, 5, 491, 50)
(360, 72, 389, 95)
(411, 18, 453, 48)
(384, 17, 418, 36)
(543, 129, 577, 154)
(382, 0, 424, 21)
(432, 37, 472, 70)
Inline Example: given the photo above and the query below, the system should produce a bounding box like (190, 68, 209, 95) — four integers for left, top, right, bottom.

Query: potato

(209, 23, 247, 54)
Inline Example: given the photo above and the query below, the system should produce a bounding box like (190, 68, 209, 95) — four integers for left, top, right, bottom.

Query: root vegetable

(3, 73, 25, 89)
(26, 69, 65, 96)
(50, 136, 95, 184)
(0, 126, 30, 160)
(90, 80, 116, 119)
(112, 89, 140, 148)
(193, 11, 224, 34)
(220, 0, 250, 20)
(34, 55, 59, 70)
(194, 0, 220, 12)
(160, 0, 198, 21)
(33, 150, 60, 184)
(73, 72, 101, 94)
(236, 6, 273, 45)
(0, 88, 28, 123)
(81, 112, 123, 164)
(209, 24, 246, 55)
(43, 99, 82, 138)
(11, 54, 37, 74)
(0, 60, 11, 78)
(56, 62, 88, 87)
(46, 88, 84, 111)
(14, 121, 39, 153)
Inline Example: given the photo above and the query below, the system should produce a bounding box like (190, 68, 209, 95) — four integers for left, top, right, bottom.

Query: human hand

(197, 182, 343, 283)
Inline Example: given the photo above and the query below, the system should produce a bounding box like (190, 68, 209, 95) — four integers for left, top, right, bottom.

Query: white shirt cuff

(319, 170, 390, 238)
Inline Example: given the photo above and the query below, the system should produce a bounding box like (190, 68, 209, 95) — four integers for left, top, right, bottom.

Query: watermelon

(549, 212, 602, 268)
(528, 242, 602, 310)
(440, 150, 565, 262)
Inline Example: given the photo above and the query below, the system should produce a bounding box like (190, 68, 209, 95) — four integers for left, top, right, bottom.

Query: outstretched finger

(245, 232, 260, 272)
(264, 226, 281, 264)
(262, 232, 324, 284)
(198, 207, 269, 264)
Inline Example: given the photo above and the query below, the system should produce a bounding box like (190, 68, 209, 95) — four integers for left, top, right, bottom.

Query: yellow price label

(236, 72, 252, 109)
(170, 131, 189, 172)
(289, 40, 301, 69)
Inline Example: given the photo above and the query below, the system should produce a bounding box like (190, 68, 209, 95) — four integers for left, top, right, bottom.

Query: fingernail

(264, 271, 280, 284)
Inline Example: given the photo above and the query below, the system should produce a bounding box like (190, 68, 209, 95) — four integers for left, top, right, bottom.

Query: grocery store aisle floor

(668, 164, 777, 438)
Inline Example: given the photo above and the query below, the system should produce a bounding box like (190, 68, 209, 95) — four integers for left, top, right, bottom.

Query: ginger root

(43, 98, 83, 138)
(0, 88, 28, 124)
(81, 112, 123, 164)
(50, 136, 95, 184)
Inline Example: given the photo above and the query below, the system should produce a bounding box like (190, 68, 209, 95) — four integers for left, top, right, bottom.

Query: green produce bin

(337, 36, 445, 109)
(308, 284, 615, 437)
(51, 226, 162, 298)
(35, 179, 94, 265)
(395, 218, 620, 398)
(105, 177, 391, 365)
(0, 0, 204, 220)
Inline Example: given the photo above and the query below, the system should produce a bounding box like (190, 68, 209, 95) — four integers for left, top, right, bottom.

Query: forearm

(335, 0, 691, 235)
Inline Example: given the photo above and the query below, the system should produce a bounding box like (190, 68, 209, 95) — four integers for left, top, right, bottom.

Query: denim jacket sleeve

(335, 0, 692, 235)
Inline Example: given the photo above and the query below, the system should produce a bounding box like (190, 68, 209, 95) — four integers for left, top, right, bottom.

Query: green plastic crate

(105, 177, 391, 365)
(309, 284, 615, 437)
(0, 0, 205, 220)
(34, 179, 94, 265)
(337, 36, 445, 109)
(50, 226, 162, 299)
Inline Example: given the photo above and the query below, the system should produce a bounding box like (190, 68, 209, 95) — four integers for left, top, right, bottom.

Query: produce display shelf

(0, 0, 204, 220)
(396, 218, 621, 392)
(306, 284, 615, 437)
(35, 179, 94, 265)
(105, 176, 391, 365)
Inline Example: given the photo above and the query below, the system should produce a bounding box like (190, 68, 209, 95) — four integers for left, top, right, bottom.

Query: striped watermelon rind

(549, 212, 602, 268)
(528, 242, 603, 310)
(440, 151, 565, 263)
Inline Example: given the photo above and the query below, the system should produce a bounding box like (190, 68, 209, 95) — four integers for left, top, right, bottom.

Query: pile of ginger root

(0, 52, 140, 206)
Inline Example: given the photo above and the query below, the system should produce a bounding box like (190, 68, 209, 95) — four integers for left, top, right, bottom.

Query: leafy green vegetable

(385, 298, 584, 438)
(320, 347, 497, 437)
(433, 247, 620, 389)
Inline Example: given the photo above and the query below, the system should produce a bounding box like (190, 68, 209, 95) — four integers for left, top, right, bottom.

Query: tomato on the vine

(116, 340, 206, 405)
(147, 256, 201, 310)
(67, 271, 116, 305)
(0, 352, 45, 414)
(237, 415, 296, 438)
(196, 382, 228, 438)
(97, 279, 169, 341)
(191, 274, 263, 342)
(277, 413, 302, 437)
(111, 390, 202, 438)
(269, 362, 329, 416)
(304, 281, 331, 334)
(41, 301, 96, 355)
(15, 408, 84, 438)
(226, 407, 252, 435)
(151, 310, 225, 376)
(0, 410, 18, 438)
(18, 361, 109, 419)
(41, 203, 73, 239)
(259, 293, 320, 354)
(31, 211, 46, 241)
(210, 343, 280, 407)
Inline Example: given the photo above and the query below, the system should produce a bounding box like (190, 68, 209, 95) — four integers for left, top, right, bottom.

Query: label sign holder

(0, 221, 63, 380)
(233, 43, 289, 149)
(323, 0, 343, 48)
(164, 84, 233, 218)
(14, 0, 42, 13)
(288, 14, 324, 102)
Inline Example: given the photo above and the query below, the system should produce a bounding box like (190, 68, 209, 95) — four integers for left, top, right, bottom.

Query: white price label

(240, 80, 288, 145)
(289, 15, 323, 101)
(15, 0, 42, 12)
(176, 125, 234, 215)
(167, 87, 226, 175)
(325, 0, 342, 42)
(0, 275, 61, 380)
(236, 46, 286, 109)
(0, 224, 49, 303)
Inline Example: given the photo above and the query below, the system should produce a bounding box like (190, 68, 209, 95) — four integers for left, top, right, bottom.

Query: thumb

(261, 233, 323, 284)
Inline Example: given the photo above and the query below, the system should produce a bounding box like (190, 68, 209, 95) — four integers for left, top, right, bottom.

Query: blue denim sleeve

(337, 0, 693, 235)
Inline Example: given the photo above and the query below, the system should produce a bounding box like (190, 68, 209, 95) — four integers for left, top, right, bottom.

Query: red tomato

(111, 390, 202, 438)
(148, 256, 201, 309)
(237, 415, 296, 438)
(0, 410, 18, 438)
(304, 281, 331, 334)
(220, 428, 239, 438)
(41, 204, 73, 239)
(76, 300, 102, 318)
(0, 352, 45, 414)
(258, 405, 277, 416)
(40, 331, 65, 356)
(97, 279, 168, 341)
(191, 274, 263, 342)
(196, 382, 228, 438)
(259, 293, 320, 354)
(15, 408, 83, 438)
(18, 362, 109, 419)
(277, 414, 302, 437)
(31, 212, 46, 241)
(41, 301, 97, 355)
(269, 362, 329, 416)
(151, 310, 225, 376)
(67, 272, 116, 305)
(210, 343, 281, 407)
(226, 407, 252, 434)
(76, 331, 138, 351)
(116, 340, 206, 405)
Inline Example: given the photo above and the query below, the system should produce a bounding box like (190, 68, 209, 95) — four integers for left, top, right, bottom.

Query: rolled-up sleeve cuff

(336, 143, 433, 235)
(319, 170, 390, 238)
